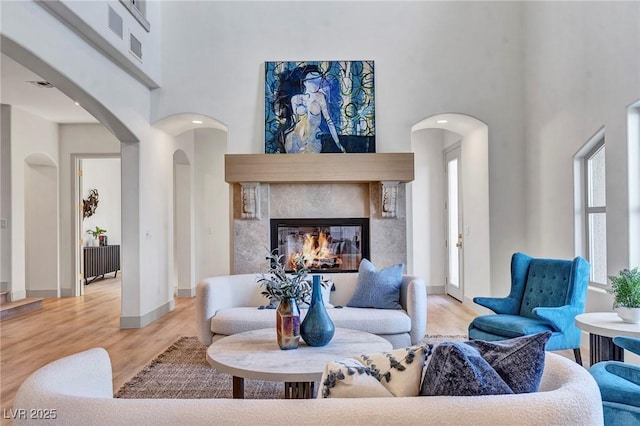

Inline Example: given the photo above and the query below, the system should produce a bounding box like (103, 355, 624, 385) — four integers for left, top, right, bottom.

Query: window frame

(583, 137, 607, 286)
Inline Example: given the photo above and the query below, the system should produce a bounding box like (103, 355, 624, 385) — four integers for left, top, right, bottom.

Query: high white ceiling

(1, 53, 98, 124)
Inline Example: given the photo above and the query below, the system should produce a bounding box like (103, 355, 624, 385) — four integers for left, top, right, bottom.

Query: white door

(445, 146, 463, 301)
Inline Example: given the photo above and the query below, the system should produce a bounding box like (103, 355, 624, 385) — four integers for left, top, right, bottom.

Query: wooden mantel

(225, 153, 414, 184)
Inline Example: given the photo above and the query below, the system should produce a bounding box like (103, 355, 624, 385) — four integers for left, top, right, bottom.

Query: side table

(575, 312, 640, 365)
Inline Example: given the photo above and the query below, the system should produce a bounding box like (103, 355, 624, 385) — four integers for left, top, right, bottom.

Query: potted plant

(86, 226, 107, 247)
(607, 267, 640, 323)
(257, 250, 310, 350)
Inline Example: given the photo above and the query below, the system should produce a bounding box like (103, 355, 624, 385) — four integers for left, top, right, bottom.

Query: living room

(0, 0, 638, 423)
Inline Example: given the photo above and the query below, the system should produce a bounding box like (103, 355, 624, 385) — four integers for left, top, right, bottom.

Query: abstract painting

(265, 61, 375, 154)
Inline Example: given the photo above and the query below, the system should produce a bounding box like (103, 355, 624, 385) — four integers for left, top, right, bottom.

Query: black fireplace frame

(270, 218, 370, 273)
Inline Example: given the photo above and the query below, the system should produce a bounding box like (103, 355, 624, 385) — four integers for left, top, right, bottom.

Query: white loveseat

(195, 273, 427, 348)
(13, 347, 603, 425)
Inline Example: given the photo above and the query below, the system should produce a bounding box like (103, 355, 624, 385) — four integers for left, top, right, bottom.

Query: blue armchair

(468, 252, 590, 364)
(590, 336, 640, 425)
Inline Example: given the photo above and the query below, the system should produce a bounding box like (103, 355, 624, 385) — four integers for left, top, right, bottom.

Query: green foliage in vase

(86, 226, 107, 238)
(257, 250, 311, 304)
(607, 267, 640, 308)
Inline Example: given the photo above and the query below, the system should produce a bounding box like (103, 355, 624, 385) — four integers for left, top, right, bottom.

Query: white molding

(176, 288, 195, 298)
(120, 298, 175, 328)
(26, 289, 58, 298)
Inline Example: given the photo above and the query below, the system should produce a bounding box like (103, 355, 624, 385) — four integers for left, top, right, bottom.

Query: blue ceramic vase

(300, 275, 335, 347)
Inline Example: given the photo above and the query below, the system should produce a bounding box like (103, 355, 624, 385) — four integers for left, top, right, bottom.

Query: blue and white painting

(265, 61, 375, 154)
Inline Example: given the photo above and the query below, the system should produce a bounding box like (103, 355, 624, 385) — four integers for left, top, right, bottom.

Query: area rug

(115, 334, 467, 400)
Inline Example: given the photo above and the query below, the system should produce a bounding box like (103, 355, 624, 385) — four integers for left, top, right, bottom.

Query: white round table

(206, 328, 392, 399)
(575, 312, 640, 364)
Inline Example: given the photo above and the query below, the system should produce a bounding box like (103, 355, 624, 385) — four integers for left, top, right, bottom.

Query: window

(119, 0, 150, 32)
(584, 138, 607, 284)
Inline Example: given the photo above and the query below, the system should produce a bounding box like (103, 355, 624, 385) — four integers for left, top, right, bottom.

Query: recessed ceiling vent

(27, 80, 54, 89)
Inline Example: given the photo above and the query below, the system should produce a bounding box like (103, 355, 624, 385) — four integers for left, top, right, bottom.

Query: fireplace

(270, 218, 369, 273)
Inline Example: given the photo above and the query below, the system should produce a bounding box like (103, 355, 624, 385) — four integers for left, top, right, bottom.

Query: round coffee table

(575, 312, 640, 364)
(206, 328, 393, 399)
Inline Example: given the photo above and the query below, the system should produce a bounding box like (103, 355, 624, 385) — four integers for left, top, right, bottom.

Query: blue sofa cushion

(471, 314, 554, 338)
(347, 259, 403, 309)
(519, 259, 571, 319)
(420, 332, 551, 396)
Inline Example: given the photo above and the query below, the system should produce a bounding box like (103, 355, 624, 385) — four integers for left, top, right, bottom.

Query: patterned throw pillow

(319, 358, 393, 398)
(347, 259, 404, 309)
(420, 332, 551, 396)
(320, 344, 431, 398)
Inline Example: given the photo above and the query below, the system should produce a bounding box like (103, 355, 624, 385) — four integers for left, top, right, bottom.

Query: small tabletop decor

(257, 250, 311, 349)
(86, 226, 107, 247)
(301, 275, 335, 347)
(608, 267, 640, 324)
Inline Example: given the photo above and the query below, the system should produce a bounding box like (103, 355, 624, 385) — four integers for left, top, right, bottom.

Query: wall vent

(130, 33, 142, 60)
(27, 80, 54, 89)
(108, 6, 123, 39)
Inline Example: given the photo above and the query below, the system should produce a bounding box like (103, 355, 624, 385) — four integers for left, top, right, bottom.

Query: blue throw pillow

(420, 342, 514, 396)
(463, 331, 550, 393)
(347, 259, 403, 309)
(420, 332, 551, 396)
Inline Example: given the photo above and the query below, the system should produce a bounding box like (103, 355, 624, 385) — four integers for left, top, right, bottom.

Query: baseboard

(176, 288, 195, 298)
(120, 298, 176, 329)
(60, 288, 74, 297)
(26, 289, 58, 298)
(10, 290, 26, 301)
(426, 285, 445, 294)
(0, 281, 8, 292)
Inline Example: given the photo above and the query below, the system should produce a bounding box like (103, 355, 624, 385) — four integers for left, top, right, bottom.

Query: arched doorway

(154, 113, 230, 298)
(409, 113, 491, 305)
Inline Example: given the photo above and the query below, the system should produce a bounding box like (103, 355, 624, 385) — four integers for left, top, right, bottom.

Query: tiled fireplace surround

(232, 182, 407, 274)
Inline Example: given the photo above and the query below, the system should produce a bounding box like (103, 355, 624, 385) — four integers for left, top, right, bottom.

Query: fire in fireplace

(270, 218, 369, 273)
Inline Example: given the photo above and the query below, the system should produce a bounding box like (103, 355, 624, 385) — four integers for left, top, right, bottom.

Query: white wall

(155, 1, 527, 290)
(25, 162, 58, 297)
(82, 158, 121, 246)
(59, 124, 120, 296)
(1, 105, 12, 293)
(9, 107, 59, 301)
(45, 0, 162, 85)
(174, 162, 193, 296)
(523, 2, 640, 310)
(460, 125, 491, 300)
(409, 129, 446, 293)
(194, 128, 230, 280)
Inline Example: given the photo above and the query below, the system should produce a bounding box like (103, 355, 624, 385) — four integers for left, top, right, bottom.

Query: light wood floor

(0, 277, 584, 414)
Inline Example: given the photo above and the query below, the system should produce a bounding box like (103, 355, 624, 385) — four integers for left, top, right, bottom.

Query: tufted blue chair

(468, 252, 590, 364)
(590, 336, 640, 425)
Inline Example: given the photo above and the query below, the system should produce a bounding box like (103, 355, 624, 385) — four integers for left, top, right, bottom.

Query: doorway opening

(409, 113, 490, 306)
(74, 156, 122, 297)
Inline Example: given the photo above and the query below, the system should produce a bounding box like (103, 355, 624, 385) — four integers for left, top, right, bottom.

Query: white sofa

(195, 273, 427, 348)
(13, 347, 603, 425)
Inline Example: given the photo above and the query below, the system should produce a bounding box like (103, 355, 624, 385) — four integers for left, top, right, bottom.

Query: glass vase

(300, 275, 335, 347)
(276, 298, 301, 350)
